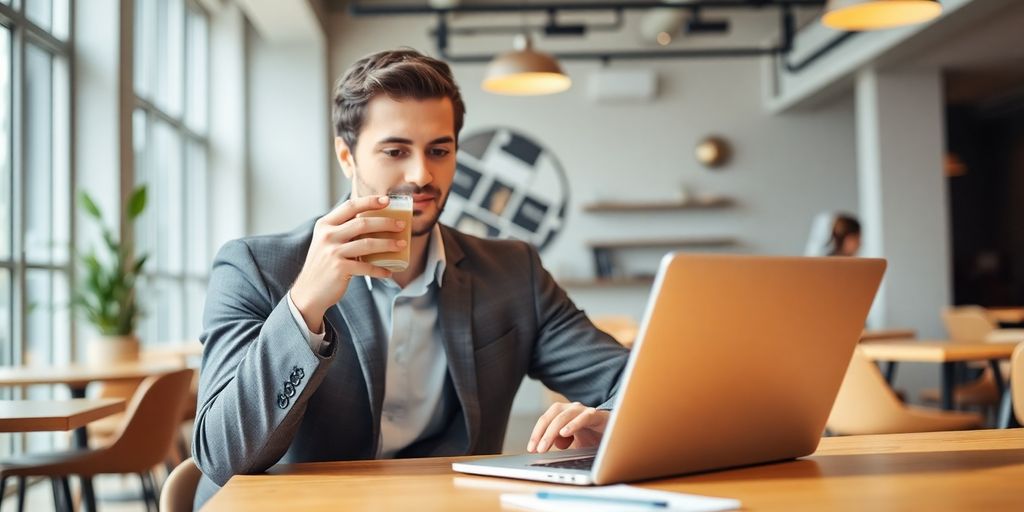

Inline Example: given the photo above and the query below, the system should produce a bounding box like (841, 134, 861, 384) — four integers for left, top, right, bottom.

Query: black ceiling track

(347, 1, 854, 72)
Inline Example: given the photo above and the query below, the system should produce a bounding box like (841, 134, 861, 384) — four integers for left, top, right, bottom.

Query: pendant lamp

(823, 0, 942, 31)
(482, 34, 571, 96)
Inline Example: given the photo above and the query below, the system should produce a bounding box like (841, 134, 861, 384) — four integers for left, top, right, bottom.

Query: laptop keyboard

(530, 456, 595, 471)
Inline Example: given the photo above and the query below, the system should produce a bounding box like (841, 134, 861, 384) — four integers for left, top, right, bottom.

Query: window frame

(0, 0, 75, 457)
(0, 1, 74, 366)
(131, 0, 210, 346)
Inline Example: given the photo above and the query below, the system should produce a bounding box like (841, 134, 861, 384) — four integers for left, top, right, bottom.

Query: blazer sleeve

(192, 239, 339, 486)
(524, 243, 630, 410)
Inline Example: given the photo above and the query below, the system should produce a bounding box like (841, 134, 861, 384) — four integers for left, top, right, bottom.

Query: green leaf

(102, 229, 120, 254)
(79, 191, 103, 220)
(132, 254, 148, 275)
(128, 186, 148, 220)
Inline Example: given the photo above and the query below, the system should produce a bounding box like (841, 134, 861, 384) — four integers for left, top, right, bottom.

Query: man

(192, 49, 629, 507)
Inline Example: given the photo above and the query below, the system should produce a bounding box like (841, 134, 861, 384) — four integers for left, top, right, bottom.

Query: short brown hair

(332, 49, 466, 151)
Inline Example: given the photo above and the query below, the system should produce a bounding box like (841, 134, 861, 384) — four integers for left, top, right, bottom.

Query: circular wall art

(440, 127, 569, 251)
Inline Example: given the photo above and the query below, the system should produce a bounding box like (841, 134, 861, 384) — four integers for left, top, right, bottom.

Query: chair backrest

(826, 347, 913, 435)
(161, 457, 202, 512)
(590, 315, 639, 348)
(1013, 343, 1024, 426)
(103, 368, 194, 471)
(942, 306, 995, 343)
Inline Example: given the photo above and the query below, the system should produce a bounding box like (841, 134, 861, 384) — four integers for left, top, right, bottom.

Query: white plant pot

(86, 335, 140, 365)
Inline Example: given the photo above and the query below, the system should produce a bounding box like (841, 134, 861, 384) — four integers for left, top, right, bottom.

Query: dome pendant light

(482, 34, 572, 96)
(823, 0, 942, 31)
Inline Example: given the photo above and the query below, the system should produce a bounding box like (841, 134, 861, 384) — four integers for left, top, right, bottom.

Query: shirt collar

(365, 223, 447, 291)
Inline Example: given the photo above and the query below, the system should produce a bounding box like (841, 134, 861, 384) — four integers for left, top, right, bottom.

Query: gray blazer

(192, 218, 630, 508)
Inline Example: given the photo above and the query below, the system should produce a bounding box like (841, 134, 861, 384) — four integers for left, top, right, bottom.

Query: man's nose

(404, 155, 433, 187)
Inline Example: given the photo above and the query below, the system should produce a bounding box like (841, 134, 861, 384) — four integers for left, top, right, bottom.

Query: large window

(133, 0, 209, 346)
(0, 0, 72, 453)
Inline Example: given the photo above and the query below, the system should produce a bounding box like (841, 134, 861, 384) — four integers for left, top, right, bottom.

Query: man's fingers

(330, 216, 406, 243)
(536, 405, 584, 453)
(343, 260, 393, 280)
(320, 195, 389, 226)
(528, 404, 568, 453)
(559, 407, 599, 437)
(338, 238, 406, 259)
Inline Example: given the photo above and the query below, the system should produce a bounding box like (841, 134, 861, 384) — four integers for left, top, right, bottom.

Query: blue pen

(536, 491, 669, 508)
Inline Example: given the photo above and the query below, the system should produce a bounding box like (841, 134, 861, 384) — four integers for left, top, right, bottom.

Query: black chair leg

(138, 472, 156, 512)
(60, 477, 73, 512)
(80, 475, 96, 512)
(51, 477, 67, 512)
(16, 476, 26, 512)
(145, 471, 160, 505)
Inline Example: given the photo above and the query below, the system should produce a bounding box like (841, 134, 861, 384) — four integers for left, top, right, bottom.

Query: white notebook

(500, 484, 741, 512)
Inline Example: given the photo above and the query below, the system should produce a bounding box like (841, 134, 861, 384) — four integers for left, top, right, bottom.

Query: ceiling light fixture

(482, 34, 572, 96)
(822, 0, 942, 31)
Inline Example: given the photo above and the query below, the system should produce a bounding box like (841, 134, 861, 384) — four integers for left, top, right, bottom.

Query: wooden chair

(827, 347, 982, 435)
(943, 306, 1024, 343)
(0, 369, 193, 511)
(919, 306, 1024, 407)
(91, 368, 198, 467)
(161, 457, 202, 512)
(590, 314, 639, 348)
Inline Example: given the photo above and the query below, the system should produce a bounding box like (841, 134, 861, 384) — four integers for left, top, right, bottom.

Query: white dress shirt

(287, 224, 449, 458)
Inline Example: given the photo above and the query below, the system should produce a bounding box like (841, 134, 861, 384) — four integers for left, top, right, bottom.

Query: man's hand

(527, 402, 610, 453)
(290, 195, 406, 332)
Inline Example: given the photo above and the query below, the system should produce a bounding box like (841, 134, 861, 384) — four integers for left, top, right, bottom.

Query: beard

(411, 192, 448, 236)
(352, 171, 447, 237)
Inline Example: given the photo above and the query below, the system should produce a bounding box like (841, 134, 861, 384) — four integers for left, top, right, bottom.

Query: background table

(201, 429, 1024, 512)
(860, 339, 1020, 429)
(859, 328, 917, 341)
(0, 362, 182, 511)
(986, 307, 1024, 324)
(0, 399, 125, 433)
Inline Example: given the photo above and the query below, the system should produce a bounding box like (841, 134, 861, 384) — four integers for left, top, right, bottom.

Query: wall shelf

(582, 196, 734, 213)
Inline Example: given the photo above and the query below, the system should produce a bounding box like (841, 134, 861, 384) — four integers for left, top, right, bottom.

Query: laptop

(452, 252, 885, 485)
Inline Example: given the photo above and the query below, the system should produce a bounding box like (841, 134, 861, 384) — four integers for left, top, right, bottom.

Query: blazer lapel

(438, 227, 482, 453)
(325, 277, 387, 453)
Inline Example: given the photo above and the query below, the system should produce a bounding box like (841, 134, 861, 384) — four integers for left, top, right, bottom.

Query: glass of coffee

(357, 194, 413, 272)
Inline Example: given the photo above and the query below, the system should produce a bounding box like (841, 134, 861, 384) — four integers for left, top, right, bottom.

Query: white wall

(327, 11, 860, 415)
(246, 25, 331, 234)
(208, 2, 250, 255)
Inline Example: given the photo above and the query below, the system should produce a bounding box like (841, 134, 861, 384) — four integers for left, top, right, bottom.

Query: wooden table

(986, 307, 1024, 324)
(201, 429, 1024, 512)
(0, 362, 185, 391)
(859, 328, 917, 341)
(0, 399, 125, 433)
(860, 339, 1018, 427)
(142, 341, 204, 365)
(0, 362, 182, 511)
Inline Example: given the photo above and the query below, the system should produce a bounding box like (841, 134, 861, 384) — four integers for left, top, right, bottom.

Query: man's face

(336, 95, 457, 237)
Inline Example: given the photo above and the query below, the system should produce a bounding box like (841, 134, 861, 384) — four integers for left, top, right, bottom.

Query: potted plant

(73, 185, 148, 364)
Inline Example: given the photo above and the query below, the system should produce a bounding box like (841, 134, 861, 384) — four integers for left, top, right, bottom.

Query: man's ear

(335, 137, 355, 179)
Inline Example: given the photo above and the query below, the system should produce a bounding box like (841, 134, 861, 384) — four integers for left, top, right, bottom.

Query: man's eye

(382, 149, 404, 157)
(430, 148, 451, 157)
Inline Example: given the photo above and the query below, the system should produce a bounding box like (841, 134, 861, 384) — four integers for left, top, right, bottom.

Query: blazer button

(277, 393, 289, 409)
(289, 369, 302, 386)
(284, 381, 296, 398)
